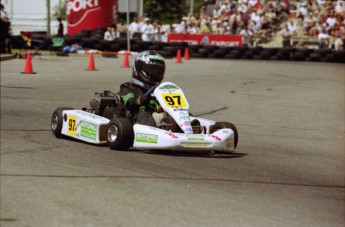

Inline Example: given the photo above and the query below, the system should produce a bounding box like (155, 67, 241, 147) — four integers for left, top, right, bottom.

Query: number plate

(162, 93, 187, 108)
(67, 115, 77, 135)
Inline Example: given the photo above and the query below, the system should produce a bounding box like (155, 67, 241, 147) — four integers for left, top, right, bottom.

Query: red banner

(167, 33, 243, 47)
(67, 0, 117, 36)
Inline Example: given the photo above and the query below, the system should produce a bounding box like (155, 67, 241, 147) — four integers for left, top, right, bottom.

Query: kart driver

(119, 50, 166, 126)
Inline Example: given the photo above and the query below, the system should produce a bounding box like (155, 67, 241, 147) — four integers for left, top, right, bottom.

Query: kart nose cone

(107, 125, 118, 142)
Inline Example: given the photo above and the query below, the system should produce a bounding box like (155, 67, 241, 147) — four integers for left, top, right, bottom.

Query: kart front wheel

(51, 107, 74, 138)
(106, 118, 134, 150)
(210, 122, 238, 149)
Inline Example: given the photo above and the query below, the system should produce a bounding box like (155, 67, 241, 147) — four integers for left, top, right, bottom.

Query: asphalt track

(1, 54, 344, 227)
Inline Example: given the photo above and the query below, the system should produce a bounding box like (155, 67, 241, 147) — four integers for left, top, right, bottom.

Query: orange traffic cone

(21, 52, 36, 74)
(86, 53, 97, 71)
(121, 51, 130, 68)
(184, 47, 190, 60)
(176, 49, 182, 63)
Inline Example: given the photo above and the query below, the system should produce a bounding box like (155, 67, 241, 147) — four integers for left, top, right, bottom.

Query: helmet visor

(142, 63, 165, 85)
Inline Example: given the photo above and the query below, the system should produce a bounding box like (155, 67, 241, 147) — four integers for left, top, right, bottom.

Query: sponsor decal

(210, 41, 240, 46)
(179, 111, 189, 116)
(184, 126, 193, 132)
(80, 121, 97, 140)
(149, 54, 164, 61)
(67, 0, 116, 36)
(181, 142, 211, 147)
(67, 0, 100, 25)
(187, 135, 204, 141)
(173, 108, 189, 112)
(179, 115, 190, 121)
(167, 34, 242, 47)
(209, 135, 222, 141)
(76, 110, 104, 120)
(165, 132, 178, 139)
(200, 36, 209, 45)
(181, 121, 191, 127)
(226, 139, 233, 148)
(159, 84, 179, 90)
(136, 133, 158, 143)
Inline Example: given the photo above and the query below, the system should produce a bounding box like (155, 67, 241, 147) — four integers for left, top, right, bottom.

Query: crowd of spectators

(171, 0, 292, 47)
(103, 0, 344, 50)
(103, 17, 165, 42)
(173, 0, 290, 45)
(282, 0, 345, 50)
(103, 0, 291, 45)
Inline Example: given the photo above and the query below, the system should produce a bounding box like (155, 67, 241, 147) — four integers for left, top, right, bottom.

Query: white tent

(2, 0, 65, 35)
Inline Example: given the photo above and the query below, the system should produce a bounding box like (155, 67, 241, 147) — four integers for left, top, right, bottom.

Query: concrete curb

(0, 54, 16, 61)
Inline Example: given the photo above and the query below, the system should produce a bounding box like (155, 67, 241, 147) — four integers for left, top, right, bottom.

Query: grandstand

(2, 0, 345, 63)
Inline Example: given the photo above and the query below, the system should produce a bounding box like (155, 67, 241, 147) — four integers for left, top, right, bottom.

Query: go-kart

(51, 82, 238, 153)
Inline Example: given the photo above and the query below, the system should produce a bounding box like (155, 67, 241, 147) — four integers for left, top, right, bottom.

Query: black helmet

(132, 51, 166, 89)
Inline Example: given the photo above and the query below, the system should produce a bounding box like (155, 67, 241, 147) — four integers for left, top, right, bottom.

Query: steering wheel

(144, 86, 157, 98)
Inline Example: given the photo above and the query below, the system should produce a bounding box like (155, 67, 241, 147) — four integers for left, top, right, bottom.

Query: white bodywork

(61, 109, 110, 144)
(132, 82, 235, 151)
(60, 82, 236, 152)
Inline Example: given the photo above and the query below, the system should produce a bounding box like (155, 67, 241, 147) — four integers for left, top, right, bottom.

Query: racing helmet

(132, 51, 166, 89)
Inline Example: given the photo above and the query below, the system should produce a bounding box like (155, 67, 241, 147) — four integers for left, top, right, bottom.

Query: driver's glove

(135, 94, 146, 106)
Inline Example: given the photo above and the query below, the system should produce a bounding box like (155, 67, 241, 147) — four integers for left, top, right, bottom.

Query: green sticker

(80, 121, 97, 140)
(136, 133, 158, 143)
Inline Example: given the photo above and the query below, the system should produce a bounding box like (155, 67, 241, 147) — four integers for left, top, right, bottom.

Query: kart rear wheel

(51, 107, 74, 138)
(106, 118, 134, 150)
(210, 122, 238, 149)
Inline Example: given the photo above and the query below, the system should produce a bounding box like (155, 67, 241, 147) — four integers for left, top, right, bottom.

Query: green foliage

(52, 1, 67, 20)
(53, 1, 67, 20)
(143, 0, 205, 24)
(144, 0, 187, 24)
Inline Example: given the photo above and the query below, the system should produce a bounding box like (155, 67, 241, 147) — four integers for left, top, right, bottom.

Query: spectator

(141, 18, 154, 41)
(335, 1, 345, 14)
(297, 2, 308, 19)
(210, 16, 221, 34)
(280, 23, 292, 47)
(187, 22, 199, 34)
(63, 43, 83, 53)
(204, 0, 217, 17)
(1, 3, 11, 53)
(326, 12, 337, 29)
(57, 17, 64, 37)
(117, 19, 127, 38)
(104, 26, 116, 41)
(153, 21, 164, 42)
(334, 25, 345, 50)
(199, 21, 210, 34)
(287, 20, 297, 34)
(240, 24, 254, 47)
(128, 17, 141, 39)
(318, 27, 330, 49)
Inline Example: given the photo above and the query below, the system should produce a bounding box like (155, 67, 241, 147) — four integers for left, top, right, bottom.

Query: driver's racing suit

(119, 82, 161, 126)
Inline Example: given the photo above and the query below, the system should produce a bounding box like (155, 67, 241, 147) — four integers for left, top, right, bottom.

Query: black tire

(190, 53, 204, 58)
(292, 51, 306, 61)
(260, 51, 271, 60)
(51, 107, 74, 138)
(309, 53, 321, 62)
(214, 49, 226, 58)
(106, 118, 134, 150)
(210, 122, 238, 149)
